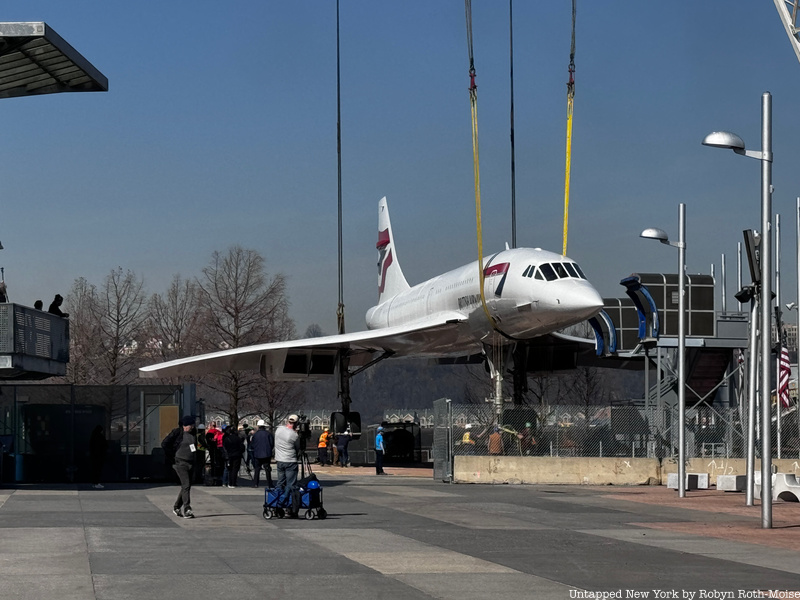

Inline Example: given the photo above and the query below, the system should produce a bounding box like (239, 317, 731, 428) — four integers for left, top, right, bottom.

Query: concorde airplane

(139, 197, 605, 387)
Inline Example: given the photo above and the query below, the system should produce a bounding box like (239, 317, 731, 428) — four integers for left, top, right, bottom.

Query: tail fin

(376, 196, 411, 304)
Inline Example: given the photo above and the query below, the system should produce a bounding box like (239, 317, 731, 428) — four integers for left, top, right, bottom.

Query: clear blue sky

(3, 2, 800, 336)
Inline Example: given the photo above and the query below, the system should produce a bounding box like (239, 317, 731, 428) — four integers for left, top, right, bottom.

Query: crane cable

(464, 1, 524, 348)
(562, 0, 576, 256)
(465, 0, 496, 332)
(509, 0, 517, 250)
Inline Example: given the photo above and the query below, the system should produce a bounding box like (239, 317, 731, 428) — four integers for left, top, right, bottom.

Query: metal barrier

(433, 398, 452, 482)
(438, 401, 799, 460)
(0, 384, 185, 483)
(0, 303, 69, 378)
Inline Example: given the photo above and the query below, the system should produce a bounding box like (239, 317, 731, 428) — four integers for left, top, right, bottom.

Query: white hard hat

(257, 419, 266, 427)
(465, 424, 472, 429)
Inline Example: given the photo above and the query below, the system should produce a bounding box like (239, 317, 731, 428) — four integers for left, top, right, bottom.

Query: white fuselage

(365, 247, 603, 354)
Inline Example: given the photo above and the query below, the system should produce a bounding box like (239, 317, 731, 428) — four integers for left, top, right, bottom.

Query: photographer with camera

(274, 414, 301, 518)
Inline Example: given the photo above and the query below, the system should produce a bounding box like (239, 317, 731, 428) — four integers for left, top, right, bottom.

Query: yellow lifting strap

(465, 0, 496, 330)
(562, 0, 577, 257)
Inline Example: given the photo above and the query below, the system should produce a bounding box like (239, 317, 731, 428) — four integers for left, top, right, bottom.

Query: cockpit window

(533, 261, 587, 282)
(539, 263, 557, 281)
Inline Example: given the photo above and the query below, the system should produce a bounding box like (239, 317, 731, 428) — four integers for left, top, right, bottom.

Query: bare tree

(93, 268, 148, 384)
(562, 366, 609, 453)
(147, 275, 204, 362)
(65, 269, 148, 385)
(304, 323, 325, 338)
(564, 366, 608, 408)
(196, 246, 295, 428)
(65, 277, 101, 384)
(238, 376, 305, 430)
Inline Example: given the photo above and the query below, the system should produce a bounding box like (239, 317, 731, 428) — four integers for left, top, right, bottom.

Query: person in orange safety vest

(317, 427, 331, 465)
(460, 424, 476, 455)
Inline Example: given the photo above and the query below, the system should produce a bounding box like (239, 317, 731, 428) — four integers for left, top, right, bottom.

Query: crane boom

(774, 0, 800, 65)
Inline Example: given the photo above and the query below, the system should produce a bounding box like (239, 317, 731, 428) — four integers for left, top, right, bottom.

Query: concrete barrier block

(716, 474, 745, 491)
(667, 472, 698, 490)
(774, 473, 800, 502)
(453, 456, 660, 485)
(690, 472, 709, 489)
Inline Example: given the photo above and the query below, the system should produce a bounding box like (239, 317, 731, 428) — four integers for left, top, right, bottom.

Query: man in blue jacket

(375, 426, 387, 475)
(250, 420, 275, 488)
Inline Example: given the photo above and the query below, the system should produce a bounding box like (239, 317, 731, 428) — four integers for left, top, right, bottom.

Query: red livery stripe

(483, 262, 510, 278)
(377, 229, 390, 249)
(378, 250, 393, 294)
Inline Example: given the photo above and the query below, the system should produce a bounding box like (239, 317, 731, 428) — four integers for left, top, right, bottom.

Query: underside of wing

(523, 330, 600, 371)
(139, 313, 469, 380)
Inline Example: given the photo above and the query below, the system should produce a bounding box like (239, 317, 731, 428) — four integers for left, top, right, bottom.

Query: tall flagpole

(796, 198, 800, 446)
(776, 213, 782, 459)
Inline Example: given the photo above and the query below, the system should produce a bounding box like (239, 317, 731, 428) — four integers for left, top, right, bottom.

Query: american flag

(779, 346, 793, 408)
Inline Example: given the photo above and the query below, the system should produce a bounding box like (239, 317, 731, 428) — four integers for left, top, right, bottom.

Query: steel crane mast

(775, 0, 800, 64)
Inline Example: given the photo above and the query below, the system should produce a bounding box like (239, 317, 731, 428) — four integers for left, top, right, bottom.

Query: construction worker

(488, 426, 504, 456)
(461, 424, 476, 455)
(317, 427, 331, 466)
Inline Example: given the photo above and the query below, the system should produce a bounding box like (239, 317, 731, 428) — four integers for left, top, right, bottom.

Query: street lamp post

(703, 92, 773, 529)
(641, 203, 687, 497)
(776, 215, 783, 460)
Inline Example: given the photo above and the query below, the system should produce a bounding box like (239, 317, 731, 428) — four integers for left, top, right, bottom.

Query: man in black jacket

(222, 426, 245, 488)
(250, 420, 275, 488)
(162, 416, 198, 518)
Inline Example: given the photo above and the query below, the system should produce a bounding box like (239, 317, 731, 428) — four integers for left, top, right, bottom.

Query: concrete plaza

(1, 466, 799, 599)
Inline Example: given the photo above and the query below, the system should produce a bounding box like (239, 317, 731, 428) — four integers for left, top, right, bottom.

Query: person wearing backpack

(161, 416, 198, 519)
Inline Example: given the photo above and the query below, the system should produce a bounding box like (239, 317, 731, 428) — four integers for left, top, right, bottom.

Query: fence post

(68, 385, 75, 483)
(139, 391, 145, 453)
(599, 440, 603, 458)
(125, 386, 130, 482)
(447, 399, 453, 483)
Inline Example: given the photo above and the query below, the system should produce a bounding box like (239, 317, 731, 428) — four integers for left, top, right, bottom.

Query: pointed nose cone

(582, 286, 605, 319)
(561, 284, 604, 321)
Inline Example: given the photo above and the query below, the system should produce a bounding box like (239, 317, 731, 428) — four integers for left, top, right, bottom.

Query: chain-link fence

(442, 401, 800, 460)
(0, 384, 185, 483)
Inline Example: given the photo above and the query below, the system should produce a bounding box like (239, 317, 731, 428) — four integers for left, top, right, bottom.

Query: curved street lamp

(702, 92, 773, 529)
(641, 204, 686, 498)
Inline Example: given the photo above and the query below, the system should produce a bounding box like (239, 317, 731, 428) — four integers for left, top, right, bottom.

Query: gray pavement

(1, 470, 799, 599)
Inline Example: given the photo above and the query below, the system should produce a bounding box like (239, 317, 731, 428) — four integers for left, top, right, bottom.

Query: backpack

(161, 428, 182, 461)
(297, 471, 319, 491)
